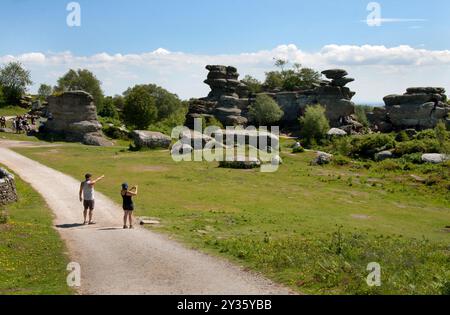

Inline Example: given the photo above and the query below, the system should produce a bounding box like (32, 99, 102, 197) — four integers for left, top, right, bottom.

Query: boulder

(0, 168, 17, 206)
(312, 151, 333, 165)
(421, 154, 449, 164)
(132, 131, 171, 149)
(375, 150, 393, 161)
(0, 128, 13, 133)
(83, 133, 113, 147)
(327, 128, 347, 136)
(219, 156, 261, 169)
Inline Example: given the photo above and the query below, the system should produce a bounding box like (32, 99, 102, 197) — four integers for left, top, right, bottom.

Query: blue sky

(1, 0, 449, 55)
(1, 0, 449, 102)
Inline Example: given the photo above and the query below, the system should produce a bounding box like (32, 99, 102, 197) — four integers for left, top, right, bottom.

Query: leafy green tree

(240, 75, 262, 94)
(263, 61, 320, 92)
(123, 85, 158, 129)
(0, 61, 32, 105)
(55, 69, 104, 109)
(248, 94, 284, 126)
(38, 84, 53, 100)
(299, 105, 330, 146)
(123, 84, 182, 121)
(99, 96, 119, 119)
(263, 71, 284, 91)
(0, 85, 5, 106)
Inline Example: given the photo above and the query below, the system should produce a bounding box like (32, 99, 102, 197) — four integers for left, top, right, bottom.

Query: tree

(123, 85, 158, 129)
(263, 60, 321, 92)
(0, 61, 32, 105)
(55, 69, 104, 110)
(123, 84, 182, 121)
(241, 75, 263, 94)
(248, 94, 284, 126)
(263, 71, 284, 91)
(299, 105, 330, 146)
(38, 84, 53, 99)
(99, 96, 119, 119)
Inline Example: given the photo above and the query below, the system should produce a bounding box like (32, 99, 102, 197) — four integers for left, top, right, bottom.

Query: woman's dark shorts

(83, 200, 95, 211)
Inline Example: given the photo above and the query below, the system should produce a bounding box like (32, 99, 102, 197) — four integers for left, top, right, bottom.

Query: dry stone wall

(0, 168, 17, 206)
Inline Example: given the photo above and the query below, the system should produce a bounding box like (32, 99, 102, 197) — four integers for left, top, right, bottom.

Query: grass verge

(0, 166, 73, 295)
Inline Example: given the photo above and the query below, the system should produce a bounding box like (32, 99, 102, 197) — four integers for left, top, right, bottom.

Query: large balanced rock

(369, 87, 449, 131)
(0, 168, 17, 206)
(43, 91, 112, 146)
(132, 130, 171, 149)
(185, 65, 250, 128)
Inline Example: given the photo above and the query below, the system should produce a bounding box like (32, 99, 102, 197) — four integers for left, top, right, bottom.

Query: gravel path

(0, 141, 293, 295)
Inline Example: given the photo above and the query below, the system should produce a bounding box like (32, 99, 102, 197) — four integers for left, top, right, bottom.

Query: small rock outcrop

(132, 130, 171, 149)
(0, 168, 17, 206)
(185, 65, 249, 128)
(43, 91, 112, 146)
(368, 87, 449, 131)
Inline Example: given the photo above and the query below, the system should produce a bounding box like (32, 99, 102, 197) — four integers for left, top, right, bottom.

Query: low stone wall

(0, 168, 18, 206)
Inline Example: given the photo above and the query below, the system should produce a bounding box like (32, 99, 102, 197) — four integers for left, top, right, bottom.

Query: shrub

(395, 130, 410, 142)
(435, 121, 450, 154)
(331, 136, 352, 156)
(123, 85, 158, 130)
(248, 94, 284, 126)
(299, 105, 330, 146)
(241, 75, 262, 94)
(349, 134, 395, 158)
(394, 139, 440, 156)
(354, 105, 372, 127)
(401, 153, 424, 164)
(416, 129, 436, 140)
(375, 159, 403, 171)
(333, 155, 351, 166)
(292, 146, 305, 153)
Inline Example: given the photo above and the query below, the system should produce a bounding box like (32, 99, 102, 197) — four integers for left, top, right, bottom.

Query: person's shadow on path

(56, 223, 85, 229)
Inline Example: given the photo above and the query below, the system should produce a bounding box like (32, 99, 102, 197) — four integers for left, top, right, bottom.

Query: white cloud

(1, 44, 449, 103)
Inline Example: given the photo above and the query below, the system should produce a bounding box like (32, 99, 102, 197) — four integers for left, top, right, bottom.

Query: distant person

(0, 116, 6, 128)
(121, 183, 138, 229)
(79, 173, 105, 225)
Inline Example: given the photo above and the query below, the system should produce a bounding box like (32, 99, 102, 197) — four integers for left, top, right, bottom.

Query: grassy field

(13, 140, 450, 295)
(0, 106, 28, 117)
(0, 166, 73, 295)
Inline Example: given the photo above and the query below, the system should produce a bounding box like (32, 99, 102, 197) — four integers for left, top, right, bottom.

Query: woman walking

(121, 183, 138, 229)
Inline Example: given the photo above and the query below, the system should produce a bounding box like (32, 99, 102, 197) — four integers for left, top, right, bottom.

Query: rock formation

(0, 168, 17, 206)
(271, 69, 358, 129)
(185, 65, 249, 128)
(42, 91, 112, 146)
(368, 87, 449, 131)
(186, 66, 361, 131)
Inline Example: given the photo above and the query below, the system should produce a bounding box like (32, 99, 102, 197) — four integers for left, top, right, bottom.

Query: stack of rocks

(368, 87, 449, 131)
(273, 69, 360, 130)
(43, 91, 112, 146)
(0, 168, 17, 206)
(185, 65, 249, 128)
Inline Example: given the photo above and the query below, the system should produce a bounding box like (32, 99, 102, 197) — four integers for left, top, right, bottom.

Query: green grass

(0, 167, 73, 295)
(13, 140, 450, 295)
(0, 106, 28, 117)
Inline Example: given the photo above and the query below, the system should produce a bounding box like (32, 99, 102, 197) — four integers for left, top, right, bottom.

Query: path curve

(0, 141, 293, 295)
